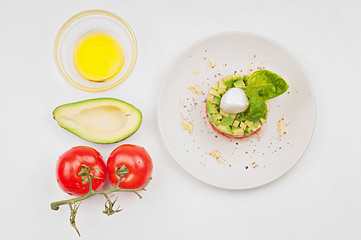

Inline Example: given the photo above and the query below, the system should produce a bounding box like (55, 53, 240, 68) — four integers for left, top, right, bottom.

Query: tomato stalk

(69, 202, 81, 236)
(51, 164, 151, 236)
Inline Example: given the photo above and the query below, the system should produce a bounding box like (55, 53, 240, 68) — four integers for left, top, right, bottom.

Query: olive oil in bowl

(73, 32, 125, 82)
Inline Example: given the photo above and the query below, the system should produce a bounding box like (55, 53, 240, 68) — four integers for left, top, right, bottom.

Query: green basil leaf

(244, 70, 289, 100)
(244, 88, 267, 122)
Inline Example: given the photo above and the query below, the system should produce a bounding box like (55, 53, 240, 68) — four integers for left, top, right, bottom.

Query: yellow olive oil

(73, 32, 125, 82)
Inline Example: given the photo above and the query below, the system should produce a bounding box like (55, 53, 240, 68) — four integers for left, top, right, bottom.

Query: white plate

(157, 32, 316, 190)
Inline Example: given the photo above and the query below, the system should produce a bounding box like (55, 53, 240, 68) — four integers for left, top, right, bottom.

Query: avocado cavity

(76, 106, 127, 132)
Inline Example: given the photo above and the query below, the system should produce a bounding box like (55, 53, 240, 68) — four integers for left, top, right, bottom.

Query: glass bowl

(54, 10, 138, 92)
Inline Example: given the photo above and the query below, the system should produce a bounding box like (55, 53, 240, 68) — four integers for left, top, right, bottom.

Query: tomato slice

(107, 144, 153, 189)
(56, 146, 106, 196)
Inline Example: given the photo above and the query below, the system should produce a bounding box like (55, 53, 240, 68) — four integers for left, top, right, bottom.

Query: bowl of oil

(55, 10, 138, 92)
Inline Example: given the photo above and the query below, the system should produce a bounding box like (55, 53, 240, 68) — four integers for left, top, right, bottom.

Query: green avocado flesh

(207, 74, 267, 137)
(53, 98, 142, 144)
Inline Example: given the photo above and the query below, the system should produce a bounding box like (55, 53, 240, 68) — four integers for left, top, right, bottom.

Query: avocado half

(53, 98, 142, 144)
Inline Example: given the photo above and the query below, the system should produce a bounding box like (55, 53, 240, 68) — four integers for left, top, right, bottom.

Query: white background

(0, 0, 360, 239)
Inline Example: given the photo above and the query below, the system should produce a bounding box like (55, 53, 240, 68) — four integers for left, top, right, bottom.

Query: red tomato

(56, 146, 106, 196)
(107, 144, 153, 189)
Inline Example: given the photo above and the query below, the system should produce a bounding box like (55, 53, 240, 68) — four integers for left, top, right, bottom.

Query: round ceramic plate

(157, 32, 316, 190)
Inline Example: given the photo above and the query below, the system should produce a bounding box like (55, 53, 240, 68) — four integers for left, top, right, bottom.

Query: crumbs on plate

(181, 119, 194, 134)
(277, 114, 289, 137)
(206, 150, 228, 165)
(193, 69, 200, 75)
(179, 98, 194, 135)
(188, 84, 203, 95)
(208, 59, 216, 68)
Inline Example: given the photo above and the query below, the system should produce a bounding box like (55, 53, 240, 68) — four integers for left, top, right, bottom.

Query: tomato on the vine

(56, 146, 106, 196)
(107, 144, 153, 189)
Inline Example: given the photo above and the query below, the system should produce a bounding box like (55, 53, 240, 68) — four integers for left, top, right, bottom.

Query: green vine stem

(69, 202, 81, 236)
(50, 164, 151, 236)
(50, 179, 151, 211)
(51, 165, 151, 211)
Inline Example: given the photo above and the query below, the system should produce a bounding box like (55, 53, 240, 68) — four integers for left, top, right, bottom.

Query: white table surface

(0, 0, 360, 239)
